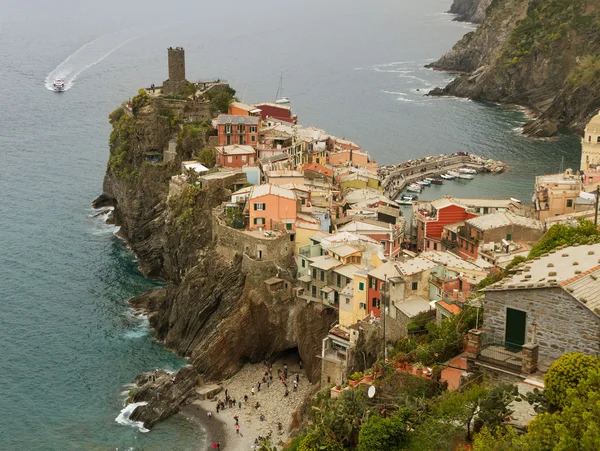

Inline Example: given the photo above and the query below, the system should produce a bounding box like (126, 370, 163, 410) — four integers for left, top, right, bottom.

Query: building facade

(216, 115, 259, 147)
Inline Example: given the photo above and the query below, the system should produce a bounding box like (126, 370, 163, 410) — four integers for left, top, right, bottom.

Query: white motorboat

(417, 179, 431, 186)
(53, 79, 65, 92)
(510, 197, 522, 204)
(398, 199, 413, 205)
(440, 173, 455, 180)
(458, 174, 475, 180)
(401, 193, 418, 200)
(459, 167, 477, 174)
(447, 170, 460, 178)
(406, 184, 422, 193)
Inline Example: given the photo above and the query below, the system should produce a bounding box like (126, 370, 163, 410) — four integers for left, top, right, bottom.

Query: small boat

(406, 184, 422, 193)
(440, 173, 455, 180)
(447, 171, 460, 178)
(52, 79, 65, 92)
(398, 199, 413, 205)
(429, 177, 443, 185)
(417, 179, 431, 186)
(458, 174, 475, 180)
(275, 73, 290, 104)
(401, 193, 418, 200)
(510, 197, 522, 204)
(459, 167, 477, 174)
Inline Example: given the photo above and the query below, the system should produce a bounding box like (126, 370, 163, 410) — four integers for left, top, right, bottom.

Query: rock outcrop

(429, 0, 600, 137)
(96, 91, 337, 428)
(449, 0, 493, 23)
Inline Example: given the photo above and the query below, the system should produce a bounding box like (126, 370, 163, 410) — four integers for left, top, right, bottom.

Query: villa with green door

(476, 243, 600, 374)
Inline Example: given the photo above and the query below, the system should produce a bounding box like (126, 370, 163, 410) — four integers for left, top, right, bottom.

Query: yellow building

(338, 270, 369, 326)
(581, 111, 600, 171)
(533, 170, 582, 222)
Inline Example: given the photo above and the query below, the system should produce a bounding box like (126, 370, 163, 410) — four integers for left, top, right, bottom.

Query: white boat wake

(44, 26, 148, 92)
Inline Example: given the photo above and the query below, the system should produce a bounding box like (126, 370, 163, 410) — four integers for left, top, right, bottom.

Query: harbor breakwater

(380, 153, 507, 200)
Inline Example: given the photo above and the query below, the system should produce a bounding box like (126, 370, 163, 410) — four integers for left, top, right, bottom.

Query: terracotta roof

(437, 301, 462, 315)
(215, 114, 259, 125)
(302, 163, 333, 178)
(250, 184, 296, 200)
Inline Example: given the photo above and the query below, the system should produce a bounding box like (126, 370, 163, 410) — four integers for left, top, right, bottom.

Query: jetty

(379, 153, 507, 200)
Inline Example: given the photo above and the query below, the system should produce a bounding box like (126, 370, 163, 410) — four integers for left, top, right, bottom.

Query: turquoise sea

(0, 0, 580, 449)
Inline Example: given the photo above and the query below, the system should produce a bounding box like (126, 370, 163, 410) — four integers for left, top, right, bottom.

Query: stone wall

(212, 208, 295, 265)
(484, 287, 600, 361)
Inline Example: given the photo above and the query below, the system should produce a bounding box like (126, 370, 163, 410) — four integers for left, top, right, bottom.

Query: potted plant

(362, 368, 374, 383)
(348, 371, 363, 387)
(406, 361, 413, 372)
(415, 362, 424, 376)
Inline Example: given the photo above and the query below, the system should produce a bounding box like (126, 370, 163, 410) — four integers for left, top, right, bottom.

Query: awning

(321, 286, 335, 294)
(298, 275, 312, 283)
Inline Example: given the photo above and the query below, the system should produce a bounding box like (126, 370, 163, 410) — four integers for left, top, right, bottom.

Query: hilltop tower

(581, 111, 600, 171)
(162, 47, 187, 95)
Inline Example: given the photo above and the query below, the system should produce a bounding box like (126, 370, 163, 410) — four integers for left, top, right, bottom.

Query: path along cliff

(429, 0, 600, 137)
(94, 89, 337, 428)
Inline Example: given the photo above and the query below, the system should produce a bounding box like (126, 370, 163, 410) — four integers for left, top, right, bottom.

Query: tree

(297, 433, 344, 451)
(208, 86, 237, 114)
(473, 426, 526, 451)
(477, 384, 520, 431)
(544, 352, 600, 409)
(197, 147, 216, 167)
(358, 412, 409, 451)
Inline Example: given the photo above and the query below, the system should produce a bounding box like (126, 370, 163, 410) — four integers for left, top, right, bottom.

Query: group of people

(208, 359, 304, 448)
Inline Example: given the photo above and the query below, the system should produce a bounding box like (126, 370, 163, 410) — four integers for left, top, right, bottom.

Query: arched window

(597, 136, 600, 143)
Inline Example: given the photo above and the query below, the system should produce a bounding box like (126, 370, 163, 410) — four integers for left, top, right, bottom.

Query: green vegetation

(393, 306, 477, 366)
(473, 355, 600, 451)
(207, 86, 237, 114)
(108, 112, 137, 178)
(108, 106, 125, 124)
(131, 89, 149, 115)
(357, 413, 409, 450)
(568, 55, 600, 87)
(502, 0, 600, 65)
(168, 184, 202, 226)
(527, 219, 600, 258)
(544, 352, 600, 410)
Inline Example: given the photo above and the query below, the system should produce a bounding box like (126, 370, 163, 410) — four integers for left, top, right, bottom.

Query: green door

(505, 308, 526, 349)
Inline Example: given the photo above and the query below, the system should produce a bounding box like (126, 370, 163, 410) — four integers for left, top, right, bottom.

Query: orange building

(248, 184, 298, 232)
(215, 115, 259, 147)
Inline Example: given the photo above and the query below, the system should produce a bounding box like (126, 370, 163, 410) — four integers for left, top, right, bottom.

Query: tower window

(597, 136, 600, 143)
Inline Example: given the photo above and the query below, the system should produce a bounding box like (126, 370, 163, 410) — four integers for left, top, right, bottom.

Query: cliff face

(96, 92, 337, 426)
(449, 0, 493, 23)
(430, 0, 600, 137)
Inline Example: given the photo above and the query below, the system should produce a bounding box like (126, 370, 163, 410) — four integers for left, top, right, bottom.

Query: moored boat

(398, 199, 413, 205)
(459, 167, 477, 174)
(428, 177, 443, 185)
(406, 183, 422, 193)
(440, 173, 455, 180)
(401, 193, 418, 200)
(458, 173, 475, 180)
(447, 170, 460, 178)
(417, 179, 431, 186)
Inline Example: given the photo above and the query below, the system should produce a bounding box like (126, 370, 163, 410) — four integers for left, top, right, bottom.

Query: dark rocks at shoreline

(130, 366, 201, 428)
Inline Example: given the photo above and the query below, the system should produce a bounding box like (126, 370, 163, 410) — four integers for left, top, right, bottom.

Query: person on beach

(238, 401, 242, 409)
(255, 401, 260, 409)
(216, 403, 220, 413)
(244, 394, 248, 402)
(236, 424, 240, 435)
(251, 386, 255, 396)
(234, 415, 239, 425)
(257, 382, 261, 392)
(296, 374, 300, 383)
(293, 380, 298, 391)
(216, 443, 220, 451)
(284, 388, 289, 397)
(207, 411, 212, 419)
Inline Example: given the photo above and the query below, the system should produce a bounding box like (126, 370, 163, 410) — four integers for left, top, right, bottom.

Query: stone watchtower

(162, 47, 187, 95)
(581, 111, 600, 171)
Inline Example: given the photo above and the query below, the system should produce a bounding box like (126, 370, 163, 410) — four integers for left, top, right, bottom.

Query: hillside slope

(429, 0, 600, 137)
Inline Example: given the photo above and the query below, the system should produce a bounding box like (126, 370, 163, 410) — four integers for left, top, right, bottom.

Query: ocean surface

(0, 0, 581, 449)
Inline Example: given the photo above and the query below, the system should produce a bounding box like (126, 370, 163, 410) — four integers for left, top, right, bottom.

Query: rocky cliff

(449, 0, 493, 23)
(429, 0, 600, 137)
(95, 90, 337, 427)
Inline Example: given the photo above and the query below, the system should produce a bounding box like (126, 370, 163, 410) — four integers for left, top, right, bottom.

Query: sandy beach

(182, 357, 313, 451)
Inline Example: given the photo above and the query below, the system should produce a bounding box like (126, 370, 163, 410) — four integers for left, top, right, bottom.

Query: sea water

(0, 0, 579, 449)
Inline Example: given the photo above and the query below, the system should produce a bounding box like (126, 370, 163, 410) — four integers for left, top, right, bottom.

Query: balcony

(429, 275, 445, 288)
(477, 340, 523, 372)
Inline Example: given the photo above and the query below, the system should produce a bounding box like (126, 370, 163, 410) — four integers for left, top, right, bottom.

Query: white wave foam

(381, 90, 407, 96)
(123, 315, 150, 339)
(115, 402, 150, 433)
(44, 27, 148, 91)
